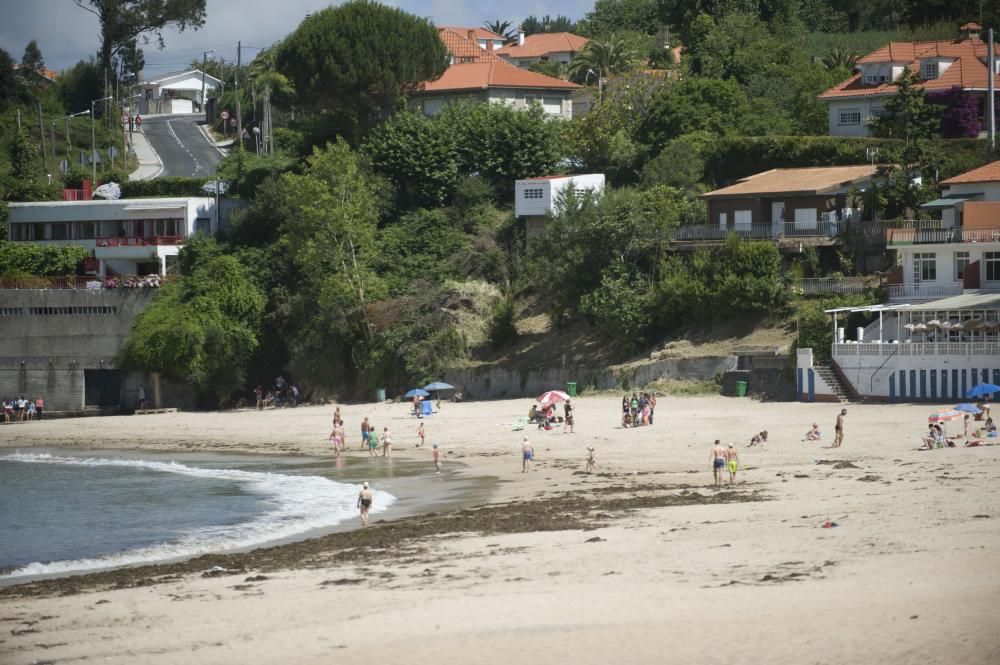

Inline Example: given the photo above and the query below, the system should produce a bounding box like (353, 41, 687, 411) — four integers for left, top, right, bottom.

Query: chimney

(468, 29, 475, 40)
(518, 26, 525, 47)
(960, 22, 982, 42)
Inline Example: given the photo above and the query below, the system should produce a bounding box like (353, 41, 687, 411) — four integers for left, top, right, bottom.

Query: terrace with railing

(94, 235, 185, 247)
(671, 219, 878, 243)
(884, 221, 1000, 246)
(0, 274, 169, 290)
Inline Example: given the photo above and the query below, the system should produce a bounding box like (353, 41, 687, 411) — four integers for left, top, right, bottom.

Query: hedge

(120, 177, 212, 198)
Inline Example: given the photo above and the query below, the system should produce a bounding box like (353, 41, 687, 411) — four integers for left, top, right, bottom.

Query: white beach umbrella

(925, 319, 942, 328)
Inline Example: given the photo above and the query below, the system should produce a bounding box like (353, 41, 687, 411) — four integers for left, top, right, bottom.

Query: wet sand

(1, 396, 999, 664)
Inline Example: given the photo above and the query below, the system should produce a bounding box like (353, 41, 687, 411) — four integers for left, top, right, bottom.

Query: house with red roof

(496, 31, 589, 70)
(410, 28, 579, 119)
(819, 23, 1000, 137)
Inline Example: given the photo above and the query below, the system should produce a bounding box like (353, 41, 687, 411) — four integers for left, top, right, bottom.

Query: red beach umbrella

(537, 390, 570, 406)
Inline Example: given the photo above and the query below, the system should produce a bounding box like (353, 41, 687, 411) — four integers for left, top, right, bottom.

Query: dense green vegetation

(5, 0, 1000, 404)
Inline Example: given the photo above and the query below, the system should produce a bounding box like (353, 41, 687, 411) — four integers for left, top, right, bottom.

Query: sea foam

(0, 452, 394, 579)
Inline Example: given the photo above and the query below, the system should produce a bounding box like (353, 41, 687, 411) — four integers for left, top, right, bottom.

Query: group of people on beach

(254, 376, 300, 410)
(529, 399, 574, 432)
(3, 395, 44, 423)
(621, 392, 655, 428)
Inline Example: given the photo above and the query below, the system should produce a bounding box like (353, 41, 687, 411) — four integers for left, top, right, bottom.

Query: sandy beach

(1, 395, 999, 664)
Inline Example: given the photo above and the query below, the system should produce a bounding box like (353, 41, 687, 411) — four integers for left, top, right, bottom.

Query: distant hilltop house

(140, 69, 221, 115)
(13, 63, 58, 83)
(515, 174, 606, 244)
(819, 23, 1000, 137)
(496, 31, 589, 69)
(409, 27, 579, 119)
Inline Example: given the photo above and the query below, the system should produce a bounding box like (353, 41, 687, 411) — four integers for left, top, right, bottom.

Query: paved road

(140, 114, 224, 178)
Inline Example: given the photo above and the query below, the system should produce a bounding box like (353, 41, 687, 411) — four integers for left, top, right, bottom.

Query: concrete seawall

(0, 289, 157, 413)
(444, 356, 736, 400)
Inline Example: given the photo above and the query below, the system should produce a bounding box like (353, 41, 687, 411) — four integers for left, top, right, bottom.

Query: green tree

(4, 128, 59, 201)
(520, 15, 577, 35)
(483, 20, 516, 41)
(870, 70, 941, 141)
(118, 238, 266, 406)
(568, 35, 642, 81)
(362, 110, 459, 209)
(0, 243, 89, 276)
(640, 131, 713, 191)
(437, 102, 563, 195)
(57, 58, 103, 113)
(72, 0, 206, 84)
(821, 47, 859, 71)
(374, 209, 469, 295)
(579, 0, 663, 37)
(0, 48, 20, 108)
(639, 77, 754, 154)
(580, 265, 654, 349)
(276, 1, 448, 143)
(19, 40, 45, 78)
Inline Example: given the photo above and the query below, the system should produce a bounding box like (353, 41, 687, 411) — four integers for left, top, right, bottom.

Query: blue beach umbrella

(423, 382, 454, 391)
(403, 388, 430, 398)
(966, 383, 1000, 398)
(954, 403, 982, 414)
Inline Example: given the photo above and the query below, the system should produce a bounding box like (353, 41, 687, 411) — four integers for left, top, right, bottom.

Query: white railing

(671, 224, 774, 241)
(884, 283, 963, 300)
(782, 220, 839, 237)
(834, 341, 1000, 358)
(793, 276, 869, 295)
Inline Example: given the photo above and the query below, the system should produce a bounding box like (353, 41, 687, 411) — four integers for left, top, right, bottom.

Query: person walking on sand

(710, 439, 726, 486)
(361, 417, 371, 450)
(357, 482, 373, 527)
(833, 408, 847, 448)
(585, 446, 597, 473)
(432, 443, 441, 475)
(725, 443, 740, 484)
(417, 422, 425, 447)
(381, 427, 392, 458)
(563, 400, 574, 433)
(521, 436, 534, 473)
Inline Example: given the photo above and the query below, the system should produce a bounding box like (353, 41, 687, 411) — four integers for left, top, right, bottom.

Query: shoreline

(1, 396, 999, 664)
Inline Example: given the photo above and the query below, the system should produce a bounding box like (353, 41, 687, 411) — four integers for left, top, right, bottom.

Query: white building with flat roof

(515, 174, 605, 243)
(7, 197, 220, 277)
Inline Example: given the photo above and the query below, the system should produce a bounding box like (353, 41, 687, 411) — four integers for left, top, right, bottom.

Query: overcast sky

(0, 0, 587, 77)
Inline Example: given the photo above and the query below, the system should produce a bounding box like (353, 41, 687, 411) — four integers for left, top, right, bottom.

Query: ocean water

(0, 450, 396, 581)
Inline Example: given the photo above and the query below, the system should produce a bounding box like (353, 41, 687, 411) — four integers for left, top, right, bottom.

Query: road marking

(166, 118, 204, 177)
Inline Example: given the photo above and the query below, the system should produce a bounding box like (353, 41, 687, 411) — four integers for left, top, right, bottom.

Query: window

(986, 252, 1000, 282)
(523, 188, 544, 200)
(870, 106, 886, 118)
(955, 251, 970, 281)
(879, 74, 889, 82)
(864, 73, 877, 84)
(914, 252, 936, 282)
(50, 223, 69, 241)
(839, 109, 861, 125)
(923, 62, 938, 79)
(733, 210, 752, 228)
(78, 222, 97, 239)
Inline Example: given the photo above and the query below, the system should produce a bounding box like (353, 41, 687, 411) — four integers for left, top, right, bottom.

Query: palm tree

(568, 35, 641, 83)
(246, 46, 293, 156)
(821, 48, 860, 72)
(483, 20, 516, 42)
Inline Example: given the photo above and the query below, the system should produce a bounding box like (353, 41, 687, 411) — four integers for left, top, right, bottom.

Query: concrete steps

(813, 365, 851, 403)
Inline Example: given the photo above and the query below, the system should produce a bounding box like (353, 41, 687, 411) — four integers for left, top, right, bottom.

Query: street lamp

(201, 50, 216, 113)
(91, 96, 113, 183)
(64, 109, 89, 164)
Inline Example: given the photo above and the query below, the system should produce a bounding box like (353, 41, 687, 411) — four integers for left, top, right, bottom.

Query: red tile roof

(941, 159, 1000, 185)
(438, 26, 506, 42)
(820, 36, 1000, 100)
(414, 29, 579, 94)
(496, 33, 589, 59)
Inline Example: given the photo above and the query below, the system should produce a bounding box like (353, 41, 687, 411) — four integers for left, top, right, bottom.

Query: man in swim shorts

(522, 436, 534, 473)
(725, 443, 740, 484)
(710, 439, 726, 486)
(432, 443, 441, 475)
(834, 408, 847, 448)
(357, 481, 373, 526)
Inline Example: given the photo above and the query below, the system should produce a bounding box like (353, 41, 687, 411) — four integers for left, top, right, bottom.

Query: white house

(140, 69, 221, 114)
(883, 159, 1000, 300)
(7, 197, 221, 276)
(515, 174, 605, 243)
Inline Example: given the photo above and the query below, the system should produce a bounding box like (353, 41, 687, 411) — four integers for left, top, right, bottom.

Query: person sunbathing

(803, 423, 821, 441)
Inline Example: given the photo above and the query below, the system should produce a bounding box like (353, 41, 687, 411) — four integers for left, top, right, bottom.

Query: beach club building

(6, 197, 222, 277)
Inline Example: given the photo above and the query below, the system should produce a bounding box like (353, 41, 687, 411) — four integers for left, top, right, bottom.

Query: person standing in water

(361, 417, 371, 450)
(381, 427, 392, 458)
(521, 436, 534, 473)
(432, 443, 441, 475)
(417, 422, 426, 447)
(357, 482, 373, 526)
(368, 423, 379, 460)
(710, 439, 726, 487)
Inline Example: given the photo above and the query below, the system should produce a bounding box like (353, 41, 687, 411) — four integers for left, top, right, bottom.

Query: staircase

(813, 365, 851, 403)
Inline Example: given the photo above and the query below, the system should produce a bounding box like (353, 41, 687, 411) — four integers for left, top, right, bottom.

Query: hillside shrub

(0, 243, 88, 276)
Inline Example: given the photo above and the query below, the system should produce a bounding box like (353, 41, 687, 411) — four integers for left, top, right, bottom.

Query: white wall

(898, 241, 1000, 289)
(944, 182, 1000, 201)
(826, 98, 890, 137)
(487, 88, 573, 119)
(834, 343, 1000, 398)
(514, 174, 605, 217)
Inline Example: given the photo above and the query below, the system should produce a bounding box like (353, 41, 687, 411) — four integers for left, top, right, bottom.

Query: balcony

(0, 274, 168, 289)
(792, 276, 871, 295)
(95, 235, 185, 247)
(671, 223, 774, 241)
(834, 340, 1000, 359)
(884, 221, 1000, 246)
(884, 283, 963, 300)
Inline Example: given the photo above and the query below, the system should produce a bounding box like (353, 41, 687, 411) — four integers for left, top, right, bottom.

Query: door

(84, 369, 122, 407)
(771, 202, 785, 236)
(718, 212, 727, 231)
(171, 98, 193, 114)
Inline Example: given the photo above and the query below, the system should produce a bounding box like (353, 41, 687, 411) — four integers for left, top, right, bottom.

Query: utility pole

(37, 102, 46, 162)
(236, 41, 243, 148)
(989, 28, 996, 152)
(201, 50, 215, 115)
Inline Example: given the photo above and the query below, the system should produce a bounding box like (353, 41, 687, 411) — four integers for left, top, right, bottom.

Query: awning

(920, 192, 982, 209)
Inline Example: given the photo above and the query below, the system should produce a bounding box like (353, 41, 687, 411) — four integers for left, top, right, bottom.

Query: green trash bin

(376, 387, 386, 402)
(566, 382, 577, 397)
(735, 380, 748, 397)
